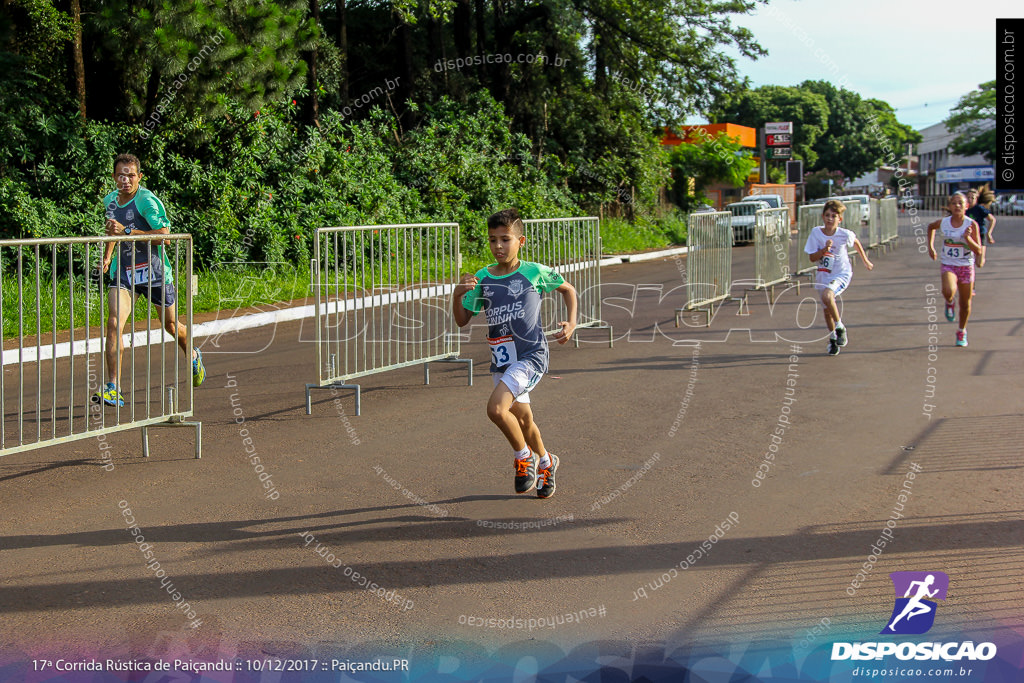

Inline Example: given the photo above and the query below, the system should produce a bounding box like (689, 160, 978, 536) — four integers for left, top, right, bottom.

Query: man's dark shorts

(107, 279, 177, 308)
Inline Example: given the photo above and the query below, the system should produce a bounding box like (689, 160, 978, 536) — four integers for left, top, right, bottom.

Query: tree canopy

(710, 80, 920, 181)
(945, 80, 996, 163)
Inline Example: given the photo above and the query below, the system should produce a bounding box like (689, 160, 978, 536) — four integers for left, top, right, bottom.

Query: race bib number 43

(942, 242, 966, 260)
(488, 335, 517, 367)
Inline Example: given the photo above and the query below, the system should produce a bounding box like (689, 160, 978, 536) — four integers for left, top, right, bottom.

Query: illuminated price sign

(766, 134, 791, 146)
(768, 147, 792, 159)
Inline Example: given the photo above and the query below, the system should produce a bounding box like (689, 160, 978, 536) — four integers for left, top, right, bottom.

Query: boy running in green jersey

(452, 208, 577, 498)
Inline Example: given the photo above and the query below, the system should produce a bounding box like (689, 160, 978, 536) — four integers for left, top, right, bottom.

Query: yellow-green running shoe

(92, 382, 124, 407)
(192, 348, 206, 387)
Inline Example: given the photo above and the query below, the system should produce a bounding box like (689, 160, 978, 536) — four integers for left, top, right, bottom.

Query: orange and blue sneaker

(514, 453, 537, 493)
(192, 348, 206, 387)
(537, 454, 559, 499)
(93, 382, 124, 407)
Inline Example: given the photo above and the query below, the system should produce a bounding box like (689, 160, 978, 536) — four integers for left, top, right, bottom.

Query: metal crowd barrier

(1, 234, 200, 461)
(520, 216, 613, 347)
(795, 203, 825, 277)
(675, 211, 738, 327)
(879, 197, 899, 248)
(866, 198, 881, 248)
(305, 223, 471, 416)
(751, 207, 792, 298)
(841, 200, 862, 264)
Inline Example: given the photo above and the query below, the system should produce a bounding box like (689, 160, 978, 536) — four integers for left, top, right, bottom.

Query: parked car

(899, 193, 923, 210)
(741, 193, 785, 210)
(826, 194, 871, 222)
(994, 194, 1023, 215)
(726, 200, 770, 243)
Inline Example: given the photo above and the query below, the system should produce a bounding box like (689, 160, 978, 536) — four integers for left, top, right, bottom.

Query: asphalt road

(1, 215, 1021, 678)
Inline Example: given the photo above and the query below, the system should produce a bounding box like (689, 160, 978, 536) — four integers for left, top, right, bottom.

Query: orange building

(662, 123, 757, 149)
(662, 123, 760, 209)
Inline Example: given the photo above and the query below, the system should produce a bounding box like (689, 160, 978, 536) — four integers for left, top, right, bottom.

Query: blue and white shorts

(492, 361, 543, 404)
(815, 271, 851, 297)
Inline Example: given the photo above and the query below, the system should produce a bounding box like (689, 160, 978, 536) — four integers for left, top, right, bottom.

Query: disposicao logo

(831, 571, 997, 663)
(881, 571, 948, 635)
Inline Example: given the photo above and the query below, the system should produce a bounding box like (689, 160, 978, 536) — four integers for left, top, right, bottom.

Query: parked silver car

(994, 194, 1023, 215)
(726, 200, 770, 243)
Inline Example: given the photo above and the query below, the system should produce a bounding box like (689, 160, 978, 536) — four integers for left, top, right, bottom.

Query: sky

(705, 0, 1016, 132)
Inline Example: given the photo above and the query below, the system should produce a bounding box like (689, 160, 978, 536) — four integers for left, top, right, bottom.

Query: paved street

(1, 215, 1021, 678)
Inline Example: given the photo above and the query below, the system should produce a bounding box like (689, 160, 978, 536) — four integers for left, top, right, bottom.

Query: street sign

(766, 134, 791, 146)
(768, 147, 792, 159)
(765, 122, 793, 135)
(786, 160, 804, 184)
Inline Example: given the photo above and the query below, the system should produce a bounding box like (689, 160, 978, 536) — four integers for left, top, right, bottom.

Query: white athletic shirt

(804, 226, 856, 279)
(938, 216, 976, 267)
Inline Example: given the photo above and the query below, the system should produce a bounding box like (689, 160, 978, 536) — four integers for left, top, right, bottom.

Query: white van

(826, 194, 870, 223)
(741, 194, 785, 210)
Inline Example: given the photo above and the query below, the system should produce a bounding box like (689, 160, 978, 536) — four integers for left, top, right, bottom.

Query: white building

(916, 122, 993, 195)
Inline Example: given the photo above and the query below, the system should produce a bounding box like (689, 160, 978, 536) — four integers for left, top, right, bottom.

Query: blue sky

(709, 0, 1015, 132)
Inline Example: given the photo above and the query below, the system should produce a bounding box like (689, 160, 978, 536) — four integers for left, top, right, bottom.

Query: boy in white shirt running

(804, 200, 874, 356)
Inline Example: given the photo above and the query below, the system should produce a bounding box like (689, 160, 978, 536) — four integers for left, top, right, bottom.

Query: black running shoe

(514, 453, 537, 493)
(827, 338, 840, 356)
(536, 454, 559, 499)
(835, 326, 848, 347)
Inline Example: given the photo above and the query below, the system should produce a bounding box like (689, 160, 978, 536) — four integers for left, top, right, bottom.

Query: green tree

(945, 80, 996, 163)
(801, 80, 919, 180)
(667, 130, 756, 209)
(709, 85, 829, 168)
(87, 0, 317, 124)
(803, 169, 845, 200)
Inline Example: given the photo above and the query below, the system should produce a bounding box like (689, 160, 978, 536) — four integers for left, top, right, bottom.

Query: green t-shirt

(102, 187, 174, 285)
(461, 261, 564, 374)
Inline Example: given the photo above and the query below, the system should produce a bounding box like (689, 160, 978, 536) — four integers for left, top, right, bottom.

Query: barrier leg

(424, 358, 474, 386)
(307, 382, 362, 416)
(142, 426, 150, 458)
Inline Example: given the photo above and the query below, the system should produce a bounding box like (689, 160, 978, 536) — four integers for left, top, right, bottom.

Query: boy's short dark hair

(487, 208, 524, 236)
(114, 153, 141, 173)
(822, 199, 846, 216)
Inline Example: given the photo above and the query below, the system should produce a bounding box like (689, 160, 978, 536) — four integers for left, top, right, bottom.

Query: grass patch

(600, 214, 687, 254)
(3, 214, 688, 337)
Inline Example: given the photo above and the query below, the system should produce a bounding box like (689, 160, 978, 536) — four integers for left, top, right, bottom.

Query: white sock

(829, 330, 837, 340)
(835, 320, 844, 330)
(536, 452, 551, 469)
(514, 447, 531, 461)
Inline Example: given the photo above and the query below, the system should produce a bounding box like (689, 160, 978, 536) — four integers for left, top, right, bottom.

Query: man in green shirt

(94, 153, 205, 407)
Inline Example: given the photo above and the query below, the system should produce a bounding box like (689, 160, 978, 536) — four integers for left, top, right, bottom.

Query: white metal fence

(305, 223, 471, 416)
(1, 234, 200, 460)
(752, 207, 792, 295)
(520, 216, 613, 347)
(795, 203, 824, 277)
(879, 196, 899, 247)
(676, 211, 736, 326)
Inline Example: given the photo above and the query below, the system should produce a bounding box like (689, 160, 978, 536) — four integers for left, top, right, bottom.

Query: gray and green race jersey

(102, 187, 174, 286)
(461, 261, 564, 374)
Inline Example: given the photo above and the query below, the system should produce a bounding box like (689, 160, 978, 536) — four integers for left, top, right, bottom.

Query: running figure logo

(881, 571, 949, 635)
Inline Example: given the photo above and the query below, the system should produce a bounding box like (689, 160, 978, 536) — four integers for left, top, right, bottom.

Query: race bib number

(818, 252, 834, 273)
(942, 242, 965, 260)
(130, 263, 150, 285)
(488, 335, 517, 367)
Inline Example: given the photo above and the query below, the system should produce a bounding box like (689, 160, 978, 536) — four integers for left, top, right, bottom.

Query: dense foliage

(2, 0, 919, 277)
